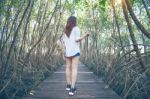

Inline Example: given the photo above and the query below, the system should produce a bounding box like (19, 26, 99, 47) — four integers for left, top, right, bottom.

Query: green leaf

(98, 0, 106, 11)
(12, 0, 20, 7)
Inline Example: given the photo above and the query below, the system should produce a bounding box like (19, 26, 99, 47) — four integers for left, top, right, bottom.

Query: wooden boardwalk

(22, 64, 122, 99)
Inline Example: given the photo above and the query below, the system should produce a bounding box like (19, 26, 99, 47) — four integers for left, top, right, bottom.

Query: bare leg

(66, 57, 72, 85)
(71, 56, 79, 88)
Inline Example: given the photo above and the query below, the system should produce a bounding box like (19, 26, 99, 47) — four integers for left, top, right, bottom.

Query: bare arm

(76, 32, 90, 42)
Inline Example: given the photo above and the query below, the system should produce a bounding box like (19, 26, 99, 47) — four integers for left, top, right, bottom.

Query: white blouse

(62, 26, 80, 57)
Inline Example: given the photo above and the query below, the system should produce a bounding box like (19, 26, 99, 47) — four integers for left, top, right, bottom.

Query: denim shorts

(65, 53, 80, 58)
(72, 52, 80, 57)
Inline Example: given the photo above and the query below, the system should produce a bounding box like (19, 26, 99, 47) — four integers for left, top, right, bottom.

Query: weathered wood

(22, 64, 122, 99)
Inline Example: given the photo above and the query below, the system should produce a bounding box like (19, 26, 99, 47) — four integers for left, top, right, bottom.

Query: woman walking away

(62, 16, 90, 96)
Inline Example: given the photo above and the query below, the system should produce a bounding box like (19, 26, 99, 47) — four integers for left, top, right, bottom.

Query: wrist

(84, 33, 88, 37)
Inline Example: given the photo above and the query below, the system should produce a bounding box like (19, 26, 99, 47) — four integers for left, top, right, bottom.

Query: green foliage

(0, 0, 6, 15)
(74, 0, 81, 4)
(12, 0, 20, 7)
(98, 0, 106, 11)
(64, 0, 75, 14)
(131, 0, 142, 6)
(0, 0, 22, 16)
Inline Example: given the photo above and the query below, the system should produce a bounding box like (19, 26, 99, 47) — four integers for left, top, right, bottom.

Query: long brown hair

(64, 16, 77, 37)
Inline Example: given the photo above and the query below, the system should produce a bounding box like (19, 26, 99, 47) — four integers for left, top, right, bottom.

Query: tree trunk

(121, 0, 146, 72)
(1, 0, 31, 78)
(111, 0, 125, 54)
(125, 0, 150, 39)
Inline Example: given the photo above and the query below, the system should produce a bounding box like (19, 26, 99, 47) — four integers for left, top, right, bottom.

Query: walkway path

(22, 63, 121, 99)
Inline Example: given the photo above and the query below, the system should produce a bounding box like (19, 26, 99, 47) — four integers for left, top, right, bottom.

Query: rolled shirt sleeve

(75, 27, 80, 41)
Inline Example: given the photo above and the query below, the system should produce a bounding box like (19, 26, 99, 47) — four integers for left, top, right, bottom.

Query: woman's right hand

(85, 32, 90, 37)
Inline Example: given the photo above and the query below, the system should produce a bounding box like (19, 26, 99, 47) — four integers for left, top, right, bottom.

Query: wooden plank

(22, 64, 122, 99)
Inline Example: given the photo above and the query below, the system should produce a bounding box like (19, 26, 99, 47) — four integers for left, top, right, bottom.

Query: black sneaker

(69, 87, 77, 96)
(66, 84, 71, 91)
